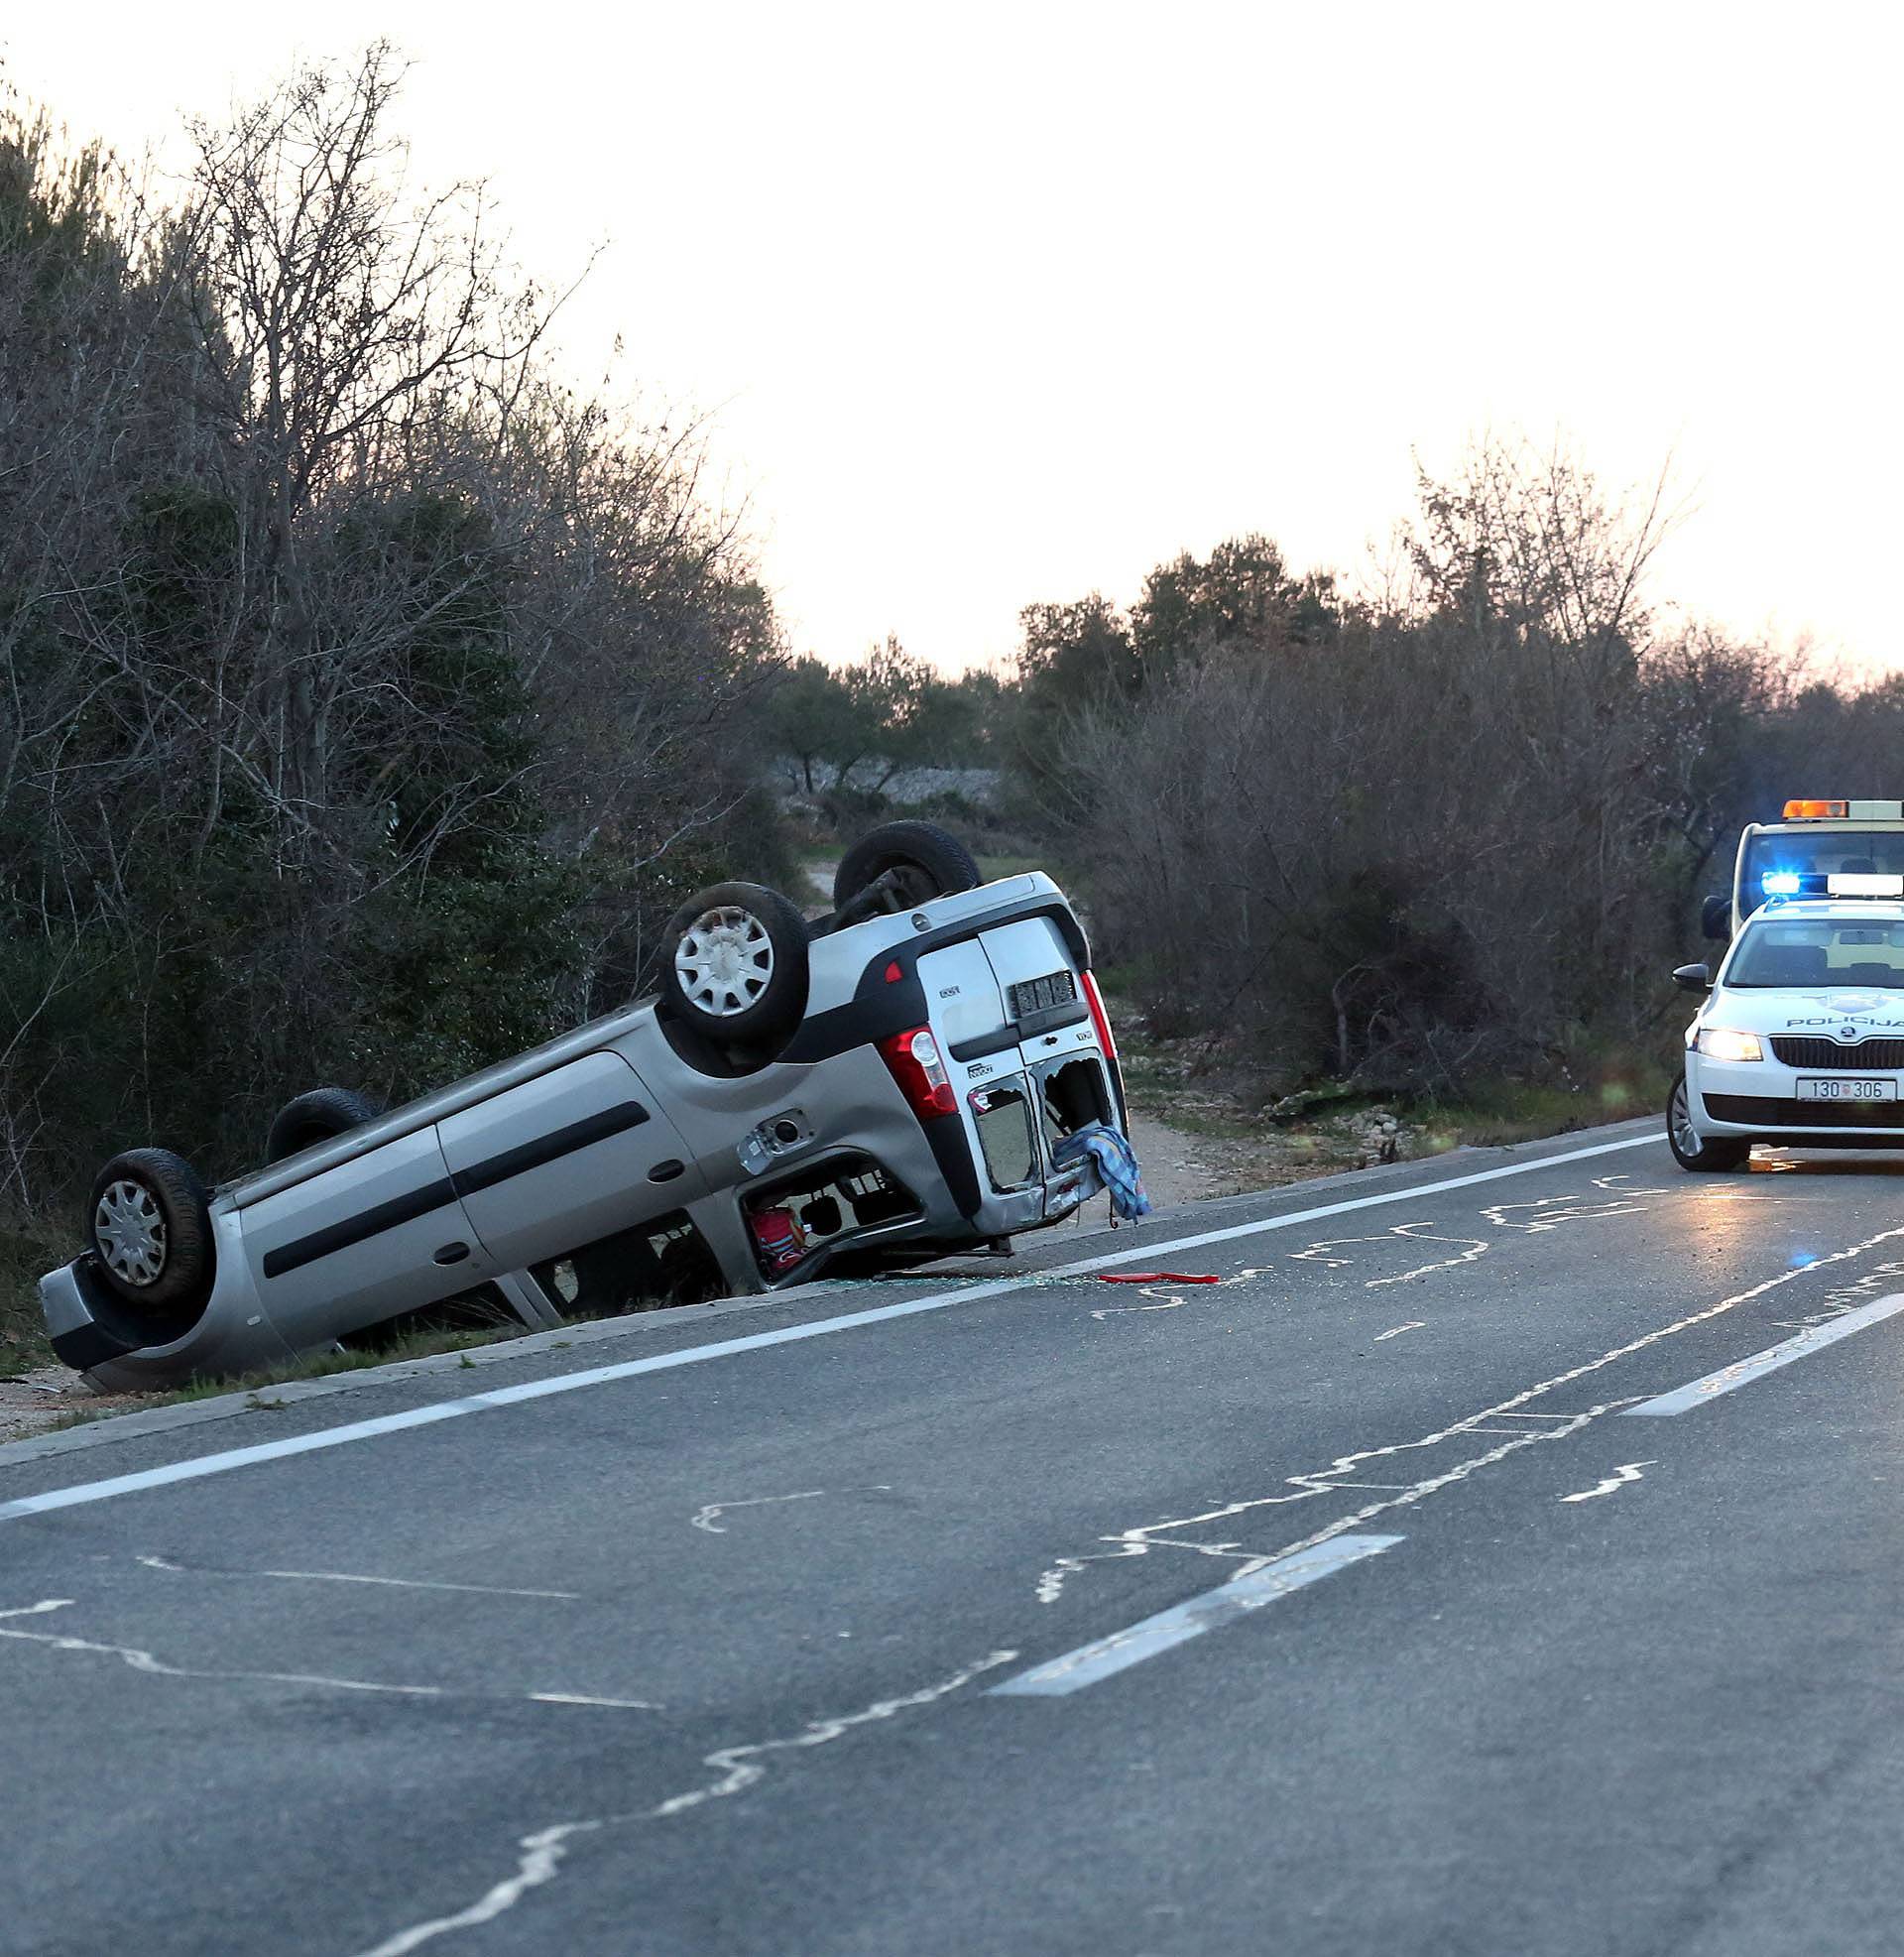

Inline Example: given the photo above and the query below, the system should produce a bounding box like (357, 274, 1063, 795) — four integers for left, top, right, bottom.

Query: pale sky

(4, 2, 1898, 673)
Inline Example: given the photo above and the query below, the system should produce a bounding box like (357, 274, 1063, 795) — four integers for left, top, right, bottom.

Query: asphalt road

(9, 1117, 1904, 1956)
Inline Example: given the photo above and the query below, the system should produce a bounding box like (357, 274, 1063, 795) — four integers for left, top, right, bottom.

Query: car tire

(265, 1086, 383, 1164)
(1667, 1075, 1750, 1170)
(832, 820, 983, 913)
(86, 1148, 215, 1315)
(660, 881, 810, 1048)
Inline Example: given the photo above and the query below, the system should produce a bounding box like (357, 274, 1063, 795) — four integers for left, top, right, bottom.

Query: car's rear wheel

(265, 1085, 382, 1165)
(86, 1148, 215, 1314)
(1667, 1075, 1750, 1170)
(660, 881, 810, 1048)
(832, 820, 982, 913)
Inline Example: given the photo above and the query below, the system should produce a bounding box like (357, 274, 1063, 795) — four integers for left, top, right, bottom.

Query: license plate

(1797, 1077, 1899, 1101)
(1010, 970, 1077, 1020)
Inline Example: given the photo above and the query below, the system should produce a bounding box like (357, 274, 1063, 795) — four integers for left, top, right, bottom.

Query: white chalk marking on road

(689, 1486, 892, 1533)
(993, 1536, 1403, 1697)
(0, 1131, 1666, 1527)
(0, 1598, 660, 1710)
(1033, 1217, 1904, 1605)
(1622, 1293, 1904, 1416)
(355, 1648, 1017, 1957)
(134, 1553, 578, 1600)
(1560, 1462, 1653, 1503)
(1374, 1321, 1425, 1341)
(1290, 1222, 1490, 1289)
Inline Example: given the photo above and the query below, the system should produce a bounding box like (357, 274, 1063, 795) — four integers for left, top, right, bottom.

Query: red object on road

(1094, 1272, 1221, 1284)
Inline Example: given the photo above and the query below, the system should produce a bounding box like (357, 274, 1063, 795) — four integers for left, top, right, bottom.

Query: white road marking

(0, 1131, 1663, 1527)
(1032, 1218, 1904, 1605)
(689, 1486, 892, 1533)
(0, 1598, 659, 1710)
(1560, 1462, 1653, 1503)
(994, 1536, 1403, 1696)
(1478, 1173, 1671, 1234)
(354, 1649, 1017, 1957)
(1374, 1321, 1425, 1341)
(1289, 1221, 1490, 1288)
(134, 1553, 578, 1599)
(1622, 1294, 1904, 1416)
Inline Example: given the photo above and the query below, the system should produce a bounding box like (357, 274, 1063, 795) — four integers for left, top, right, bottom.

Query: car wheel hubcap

(1671, 1083, 1701, 1158)
(95, 1179, 167, 1286)
(674, 907, 774, 1018)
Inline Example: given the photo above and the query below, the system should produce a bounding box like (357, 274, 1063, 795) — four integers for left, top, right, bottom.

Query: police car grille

(1768, 1037, 1904, 1069)
(1704, 1094, 1904, 1128)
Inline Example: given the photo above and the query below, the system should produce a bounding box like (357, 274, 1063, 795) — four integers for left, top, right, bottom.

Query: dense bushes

(1014, 450, 1877, 1098)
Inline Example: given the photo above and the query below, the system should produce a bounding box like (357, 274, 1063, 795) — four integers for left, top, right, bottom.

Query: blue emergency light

(1761, 872, 1803, 895)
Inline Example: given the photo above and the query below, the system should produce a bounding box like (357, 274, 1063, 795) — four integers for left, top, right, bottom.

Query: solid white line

(990, 1535, 1404, 1695)
(1622, 1293, 1904, 1416)
(0, 1130, 1661, 1526)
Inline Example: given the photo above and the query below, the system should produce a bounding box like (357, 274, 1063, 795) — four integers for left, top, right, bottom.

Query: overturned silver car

(42, 824, 1132, 1390)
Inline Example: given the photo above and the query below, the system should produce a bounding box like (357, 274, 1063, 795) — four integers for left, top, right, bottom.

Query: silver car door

(239, 1125, 488, 1350)
(433, 1049, 703, 1272)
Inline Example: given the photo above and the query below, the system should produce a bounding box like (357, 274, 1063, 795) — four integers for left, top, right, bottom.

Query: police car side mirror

(1700, 895, 1730, 941)
(1672, 962, 1713, 994)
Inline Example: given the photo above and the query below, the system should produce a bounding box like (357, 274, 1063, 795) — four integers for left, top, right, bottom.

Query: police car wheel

(1667, 1076, 1750, 1171)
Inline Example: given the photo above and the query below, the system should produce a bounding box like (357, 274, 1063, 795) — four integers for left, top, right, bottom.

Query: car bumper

(1691, 1057, 1904, 1142)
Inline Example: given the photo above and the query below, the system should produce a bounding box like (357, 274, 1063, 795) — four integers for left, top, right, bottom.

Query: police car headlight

(1696, 1028, 1764, 1062)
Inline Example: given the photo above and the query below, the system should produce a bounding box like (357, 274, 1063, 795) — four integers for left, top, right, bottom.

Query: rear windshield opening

(971, 1081, 1039, 1191)
(743, 1153, 922, 1280)
(1041, 1056, 1112, 1143)
(532, 1210, 723, 1317)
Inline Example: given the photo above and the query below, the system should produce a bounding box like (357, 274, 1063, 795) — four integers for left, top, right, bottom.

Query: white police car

(1670, 898, 1904, 1168)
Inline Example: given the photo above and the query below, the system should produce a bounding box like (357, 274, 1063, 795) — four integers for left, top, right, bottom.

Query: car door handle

(649, 1159, 686, 1183)
(433, 1241, 472, 1266)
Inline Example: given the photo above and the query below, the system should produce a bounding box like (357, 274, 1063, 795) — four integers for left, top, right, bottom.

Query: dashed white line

(994, 1536, 1403, 1696)
(1623, 1294, 1904, 1416)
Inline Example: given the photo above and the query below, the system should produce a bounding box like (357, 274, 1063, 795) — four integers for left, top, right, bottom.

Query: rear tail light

(878, 1026, 957, 1120)
(1080, 969, 1119, 1062)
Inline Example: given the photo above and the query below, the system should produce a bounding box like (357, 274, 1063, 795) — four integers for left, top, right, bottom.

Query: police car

(1670, 896, 1904, 1168)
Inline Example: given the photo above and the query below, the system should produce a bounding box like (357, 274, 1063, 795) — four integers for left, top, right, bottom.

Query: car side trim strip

(262, 1179, 462, 1280)
(261, 1101, 652, 1281)
(447, 1100, 651, 1198)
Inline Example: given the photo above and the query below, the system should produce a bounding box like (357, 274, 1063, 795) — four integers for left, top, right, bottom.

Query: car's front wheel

(1667, 1075, 1750, 1170)
(86, 1148, 215, 1316)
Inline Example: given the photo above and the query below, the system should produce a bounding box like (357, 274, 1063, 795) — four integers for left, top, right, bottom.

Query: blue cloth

(1052, 1120, 1152, 1220)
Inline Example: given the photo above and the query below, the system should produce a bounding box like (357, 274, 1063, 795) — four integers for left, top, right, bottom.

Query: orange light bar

(1783, 798, 1849, 819)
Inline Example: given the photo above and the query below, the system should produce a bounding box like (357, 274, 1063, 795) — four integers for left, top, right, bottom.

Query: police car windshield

(1726, 918, 1904, 989)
